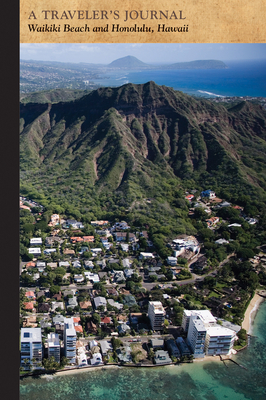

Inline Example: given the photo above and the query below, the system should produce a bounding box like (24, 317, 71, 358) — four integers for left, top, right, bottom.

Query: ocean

(91, 59, 266, 98)
(20, 300, 266, 400)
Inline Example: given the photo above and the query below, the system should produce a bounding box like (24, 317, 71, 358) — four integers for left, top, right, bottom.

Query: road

(141, 253, 234, 291)
(21, 254, 235, 294)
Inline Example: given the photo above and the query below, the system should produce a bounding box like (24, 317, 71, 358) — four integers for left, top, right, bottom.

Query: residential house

(185, 194, 194, 202)
(123, 295, 137, 308)
(139, 252, 154, 260)
(154, 350, 172, 365)
(90, 352, 103, 365)
(67, 297, 78, 309)
(24, 302, 35, 311)
(175, 337, 191, 356)
(206, 216, 220, 228)
(48, 214, 60, 226)
(84, 260, 94, 269)
(121, 244, 129, 252)
(113, 271, 125, 283)
(72, 260, 82, 268)
(65, 219, 84, 229)
(25, 261, 36, 269)
(74, 274, 84, 283)
(70, 237, 84, 244)
(107, 288, 118, 296)
(25, 291, 36, 300)
(112, 221, 130, 230)
(84, 272, 100, 283)
(83, 236, 95, 243)
(166, 339, 180, 358)
(43, 249, 57, 255)
(201, 190, 216, 199)
(45, 236, 62, 247)
(150, 338, 164, 349)
(38, 303, 50, 313)
(52, 292, 62, 301)
(167, 256, 178, 266)
(98, 340, 113, 357)
(30, 238, 42, 246)
(91, 220, 109, 227)
(116, 345, 132, 363)
(94, 296, 107, 310)
(117, 323, 130, 335)
(114, 232, 136, 242)
(28, 247, 41, 255)
(79, 300, 92, 310)
(124, 269, 134, 279)
(51, 302, 64, 312)
(53, 315, 65, 332)
(59, 261, 70, 268)
(63, 248, 75, 256)
(107, 298, 123, 310)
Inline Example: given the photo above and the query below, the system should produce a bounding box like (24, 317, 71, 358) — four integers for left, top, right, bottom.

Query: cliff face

(20, 82, 266, 196)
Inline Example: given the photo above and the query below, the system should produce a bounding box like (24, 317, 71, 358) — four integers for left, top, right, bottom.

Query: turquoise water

(20, 301, 266, 400)
(92, 60, 266, 98)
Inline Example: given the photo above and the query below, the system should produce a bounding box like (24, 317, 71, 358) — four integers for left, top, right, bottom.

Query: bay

(91, 60, 266, 98)
(20, 300, 266, 400)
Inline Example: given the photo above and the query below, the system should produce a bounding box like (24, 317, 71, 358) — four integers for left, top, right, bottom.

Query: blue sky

(20, 43, 266, 64)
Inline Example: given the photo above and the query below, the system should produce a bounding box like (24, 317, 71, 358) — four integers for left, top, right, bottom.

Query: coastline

(242, 293, 265, 334)
(25, 293, 265, 381)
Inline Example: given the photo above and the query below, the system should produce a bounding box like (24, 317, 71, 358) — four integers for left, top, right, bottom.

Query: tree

(92, 313, 101, 325)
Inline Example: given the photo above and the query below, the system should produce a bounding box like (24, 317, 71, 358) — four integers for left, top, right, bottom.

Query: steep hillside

(20, 82, 266, 219)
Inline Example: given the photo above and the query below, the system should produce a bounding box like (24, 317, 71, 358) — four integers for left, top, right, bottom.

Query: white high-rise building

(20, 328, 42, 370)
(183, 310, 237, 358)
(187, 315, 207, 358)
(148, 301, 165, 331)
(205, 326, 237, 356)
(64, 317, 77, 364)
(47, 333, 61, 363)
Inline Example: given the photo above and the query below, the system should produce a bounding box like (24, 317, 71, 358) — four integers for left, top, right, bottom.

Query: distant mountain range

(20, 82, 266, 210)
(107, 56, 227, 70)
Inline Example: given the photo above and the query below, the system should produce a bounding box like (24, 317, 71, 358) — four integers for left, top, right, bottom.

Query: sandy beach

(242, 293, 264, 334)
(46, 364, 120, 378)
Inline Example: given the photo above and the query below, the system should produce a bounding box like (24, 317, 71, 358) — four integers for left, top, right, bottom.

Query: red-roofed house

(70, 237, 84, 243)
(24, 302, 35, 310)
(74, 325, 83, 333)
(101, 317, 111, 324)
(206, 217, 220, 227)
(25, 291, 36, 300)
(26, 262, 36, 269)
(73, 317, 81, 324)
(83, 236, 95, 242)
(185, 194, 194, 201)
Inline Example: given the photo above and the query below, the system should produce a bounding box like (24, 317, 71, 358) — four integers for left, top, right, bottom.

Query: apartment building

(20, 327, 42, 370)
(64, 317, 77, 364)
(148, 301, 165, 331)
(187, 314, 207, 358)
(182, 310, 237, 358)
(205, 326, 237, 356)
(47, 333, 61, 363)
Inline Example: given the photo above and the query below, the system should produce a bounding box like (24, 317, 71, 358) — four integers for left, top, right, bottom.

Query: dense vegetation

(20, 82, 266, 222)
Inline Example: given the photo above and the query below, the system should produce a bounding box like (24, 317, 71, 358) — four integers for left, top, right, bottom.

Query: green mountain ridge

(20, 82, 266, 220)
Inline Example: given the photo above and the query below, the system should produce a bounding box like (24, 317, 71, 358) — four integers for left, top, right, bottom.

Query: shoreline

(22, 293, 265, 380)
(242, 292, 265, 334)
